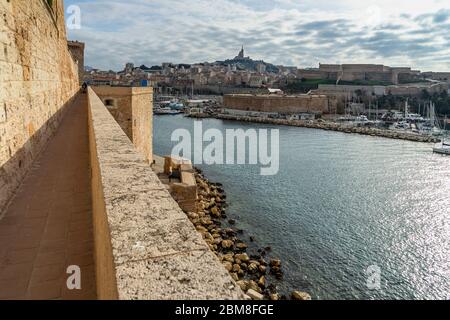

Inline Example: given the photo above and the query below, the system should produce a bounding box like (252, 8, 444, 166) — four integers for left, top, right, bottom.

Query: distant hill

(139, 64, 152, 71)
(216, 58, 279, 73)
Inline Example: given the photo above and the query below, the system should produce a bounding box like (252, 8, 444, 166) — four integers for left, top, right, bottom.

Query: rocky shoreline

(188, 113, 441, 143)
(184, 167, 311, 301)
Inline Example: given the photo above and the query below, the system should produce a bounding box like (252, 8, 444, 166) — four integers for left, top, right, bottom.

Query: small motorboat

(433, 145, 450, 155)
(154, 107, 182, 115)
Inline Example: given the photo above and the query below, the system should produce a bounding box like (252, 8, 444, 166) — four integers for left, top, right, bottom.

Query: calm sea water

(154, 114, 450, 300)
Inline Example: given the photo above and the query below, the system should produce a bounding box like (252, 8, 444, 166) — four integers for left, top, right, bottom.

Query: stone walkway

(0, 93, 96, 300)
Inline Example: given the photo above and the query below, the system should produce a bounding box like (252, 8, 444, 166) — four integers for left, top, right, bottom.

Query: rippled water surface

(154, 115, 450, 300)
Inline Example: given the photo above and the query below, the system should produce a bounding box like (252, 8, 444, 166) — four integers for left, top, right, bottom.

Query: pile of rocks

(184, 168, 311, 300)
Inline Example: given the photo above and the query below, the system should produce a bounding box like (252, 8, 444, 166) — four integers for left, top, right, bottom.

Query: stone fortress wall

(92, 86, 153, 164)
(315, 82, 448, 99)
(0, 0, 247, 300)
(422, 72, 450, 83)
(68, 40, 85, 83)
(223, 94, 335, 114)
(0, 0, 80, 213)
(87, 88, 244, 299)
(298, 63, 420, 85)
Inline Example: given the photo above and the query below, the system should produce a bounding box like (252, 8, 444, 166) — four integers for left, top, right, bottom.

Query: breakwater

(187, 168, 311, 300)
(188, 113, 441, 143)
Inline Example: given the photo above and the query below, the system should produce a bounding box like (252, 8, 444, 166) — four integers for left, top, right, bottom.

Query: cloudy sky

(64, 0, 450, 72)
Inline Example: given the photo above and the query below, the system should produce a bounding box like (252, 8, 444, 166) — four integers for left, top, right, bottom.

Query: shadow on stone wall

(0, 90, 82, 216)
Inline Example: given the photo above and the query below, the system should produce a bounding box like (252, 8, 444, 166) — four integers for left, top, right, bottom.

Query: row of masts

(341, 96, 445, 125)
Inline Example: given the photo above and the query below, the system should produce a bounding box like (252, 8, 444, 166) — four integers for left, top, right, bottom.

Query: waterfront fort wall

(0, 0, 79, 213)
(223, 94, 334, 114)
(0, 0, 246, 300)
(87, 88, 244, 299)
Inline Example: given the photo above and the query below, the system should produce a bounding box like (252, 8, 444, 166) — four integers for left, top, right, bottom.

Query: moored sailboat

(433, 116, 449, 155)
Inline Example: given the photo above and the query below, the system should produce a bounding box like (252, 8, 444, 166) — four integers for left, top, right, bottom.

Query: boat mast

(404, 98, 408, 119)
(440, 114, 446, 147)
(376, 101, 378, 121)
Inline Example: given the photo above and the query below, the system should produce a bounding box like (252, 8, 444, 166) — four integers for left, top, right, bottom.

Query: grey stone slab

(111, 217, 208, 265)
(116, 250, 244, 300)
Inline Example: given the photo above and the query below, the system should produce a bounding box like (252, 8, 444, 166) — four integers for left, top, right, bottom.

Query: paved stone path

(0, 94, 96, 300)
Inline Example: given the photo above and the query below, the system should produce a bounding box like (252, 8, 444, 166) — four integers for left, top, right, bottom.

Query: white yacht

(154, 107, 183, 115)
(393, 121, 410, 130)
(337, 115, 355, 122)
(355, 115, 369, 122)
(433, 141, 450, 155)
(354, 115, 375, 127)
(433, 116, 449, 155)
(405, 113, 424, 122)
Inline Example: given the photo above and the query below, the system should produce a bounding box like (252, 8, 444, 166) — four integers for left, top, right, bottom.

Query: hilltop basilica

(234, 46, 251, 60)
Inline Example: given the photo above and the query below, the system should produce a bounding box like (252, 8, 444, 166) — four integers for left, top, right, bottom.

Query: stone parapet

(87, 88, 244, 300)
(92, 86, 153, 164)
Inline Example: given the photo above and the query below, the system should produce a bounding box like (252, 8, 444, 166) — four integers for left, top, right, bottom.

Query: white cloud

(65, 0, 450, 71)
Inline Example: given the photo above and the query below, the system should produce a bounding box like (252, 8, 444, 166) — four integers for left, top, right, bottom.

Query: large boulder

(210, 207, 220, 217)
(236, 280, 248, 291)
(221, 240, 234, 249)
(222, 261, 233, 272)
(221, 253, 234, 263)
(235, 253, 250, 262)
(247, 289, 264, 301)
(248, 263, 259, 274)
(270, 259, 281, 268)
(291, 291, 312, 300)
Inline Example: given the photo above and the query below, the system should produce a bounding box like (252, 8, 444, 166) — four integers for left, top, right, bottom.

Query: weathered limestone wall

(223, 94, 333, 114)
(341, 64, 386, 73)
(319, 64, 342, 73)
(131, 87, 153, 164)
(297, 70, 328, 80)
(387, 82, 447, 96)
(92, 86, 153, 164)
(92, 86, 133, 135)
(422, 72, 450, 82)
(0, 0, 79, 213)
(316, 64, 417, 84)
(87, 88, 244, 300)
(67, 40, 85, 83)
(317, 84, 387, 96)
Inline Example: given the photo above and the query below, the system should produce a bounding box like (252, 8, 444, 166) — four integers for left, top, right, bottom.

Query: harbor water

(154, 114, 450, 300)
